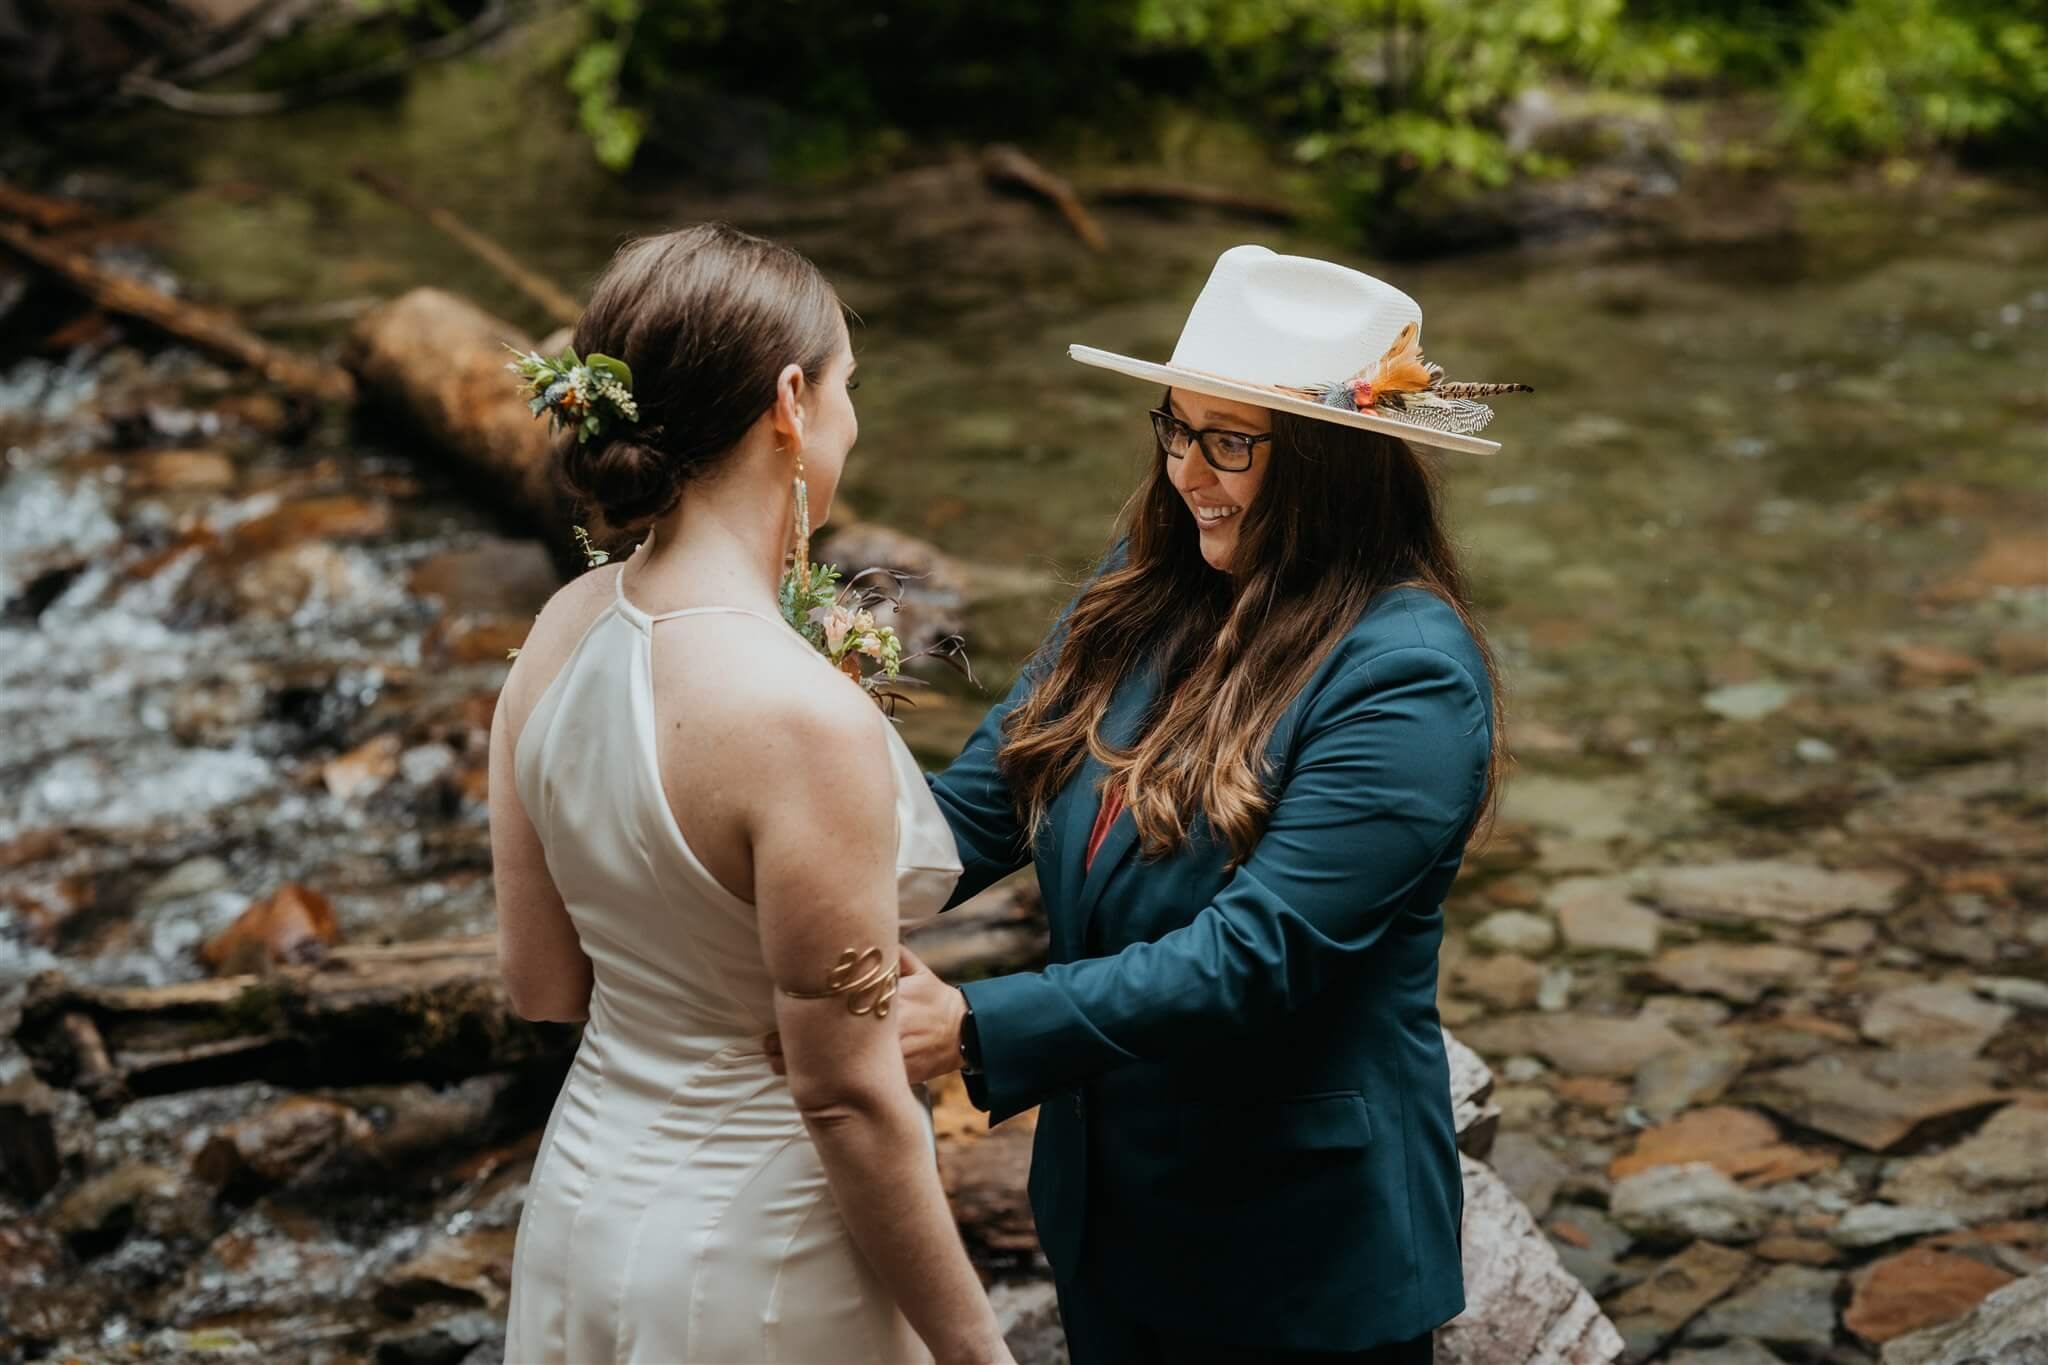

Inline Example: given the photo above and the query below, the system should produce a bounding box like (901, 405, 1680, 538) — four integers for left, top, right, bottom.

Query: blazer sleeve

(926, 662, 1038, 909)
(958, 644, 1491, 1123)
(925, 540, 1128, 910)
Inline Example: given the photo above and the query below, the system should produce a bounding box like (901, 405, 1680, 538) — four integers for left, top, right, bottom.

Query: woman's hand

(765, 945, 967, 1086)
(892, 945, 969, 1085)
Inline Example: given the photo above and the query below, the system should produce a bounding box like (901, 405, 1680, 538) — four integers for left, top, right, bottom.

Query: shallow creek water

(1, 43, 2044, 1363)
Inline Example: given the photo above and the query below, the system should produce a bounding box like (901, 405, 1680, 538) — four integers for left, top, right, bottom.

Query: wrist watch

(957, 996, 984, 1076)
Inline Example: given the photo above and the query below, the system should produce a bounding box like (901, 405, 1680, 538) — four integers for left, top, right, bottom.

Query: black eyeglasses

(1149, 408, 1272, 474)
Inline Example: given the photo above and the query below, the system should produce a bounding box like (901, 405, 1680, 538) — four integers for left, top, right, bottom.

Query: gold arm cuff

(780, 946, 899, 1018)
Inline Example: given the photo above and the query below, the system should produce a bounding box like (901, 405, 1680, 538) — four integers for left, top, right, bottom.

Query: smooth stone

(1878, 1267, 2048, 1365)
(1737, 1052, 2006, 1152)
(1687, 1263, 1842, 1350)
(1642, 943, 1822, 1006)
(1458, 1012, 1689, 1079)
(1550, 876, 1663, 957)
(1472, 909, 1559, 957)
(1703, 681, 1795, 721)
(1437, 1154, 1627, 1365)
(1633, 860, 1909, 926)
(1972, 975, 2048, 1012)
(1861, 982, 2015, 1056)
(1630, 1043, 1755, 1123)
(1828, 1204, 1965, 1249)
(1845, 1246, 2015, 1345)
(1610, 1163, 1773, 1245)
(1604, 1240, 1753, 1362)
(1879, 1104, 2048, 1222)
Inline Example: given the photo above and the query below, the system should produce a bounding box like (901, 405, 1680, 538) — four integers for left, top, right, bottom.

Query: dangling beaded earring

(790, 446, 811, 584)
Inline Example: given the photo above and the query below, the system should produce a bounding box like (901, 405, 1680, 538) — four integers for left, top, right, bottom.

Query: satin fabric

(503, 562, 960, 1364)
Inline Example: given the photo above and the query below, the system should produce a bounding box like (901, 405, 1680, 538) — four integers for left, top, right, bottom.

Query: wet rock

(1610, 1107, 1831, 1188)
(1631, 1041, 1752, 1121)
(1811, 918, 1880, 957)
(1754, 1234, 1844, 1266)
(1458, 1012, 1688, 1080)
(1610, 1164, 1773, 1245)
(193, 1096, 373, 1192)
(1632, 861, 1909, 927)
(1844, 1246, 2014, 1345)
(1878, 1266, 2048, 1365)
(1550, 877, 1663, 957)
(1603, 1240, 1752, 1362)
(1490, 1132, 1572, 1220)
(1992, 631, 2048, 675)
(1878, 1103, 2048, 1221)
(1545, 1204, 1635, 1298)
(226, 494, 395, 559)
(324, 732, 403, 801)
(1702, 681, 1795, 721)
(1860, 982, 2015, 1056)
(1437, 1154, 1625, 1365)
(198, 883, 343, 974)
(407, 539, 559, 618)
(49, 1159, 197, 1255)
(376, 1227, 519, 1317)
(1884, 643, 1984, 686)
(1447, 1029, 1502, 1159)
(1737, 1052, 2007, 1152)
(1921, 533, 2048, 605)
(990, 1280, 1065, 1365)
(374, 1308, 502, 1365)
(0, 1072, 66, 1200)
(131, 448, 236, 492)
(331, 1080, 516, 1162)
(1972, 975, 2048, 1012)
(813, 520, 970, 658)
(1640, 944, 1821, 1006)
(1666, 1344, 1791, 1365)
(940, 1108, 1039, 1260)
(1471, 910, 1557, 957)
(1455, 952, 1547, 1010)
(1641, 995, 1734, 1035)
(1686, 1263, 1841, 1351)
(1829, 1204, 1965, 1250)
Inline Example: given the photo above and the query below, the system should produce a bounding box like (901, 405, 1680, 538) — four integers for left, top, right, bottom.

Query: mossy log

(15, 935, 575, 1114)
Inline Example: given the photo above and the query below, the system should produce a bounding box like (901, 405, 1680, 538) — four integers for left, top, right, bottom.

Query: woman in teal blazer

(898, 249, 1524, 1363)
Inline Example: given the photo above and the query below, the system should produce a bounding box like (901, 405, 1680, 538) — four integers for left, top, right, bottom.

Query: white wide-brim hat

(1070, 244, 1528, 455)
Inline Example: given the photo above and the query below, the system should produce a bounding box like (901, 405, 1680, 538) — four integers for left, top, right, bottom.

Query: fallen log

(980, 145, 1109, 253)
(0, 219, 355, 403)
(350, 165, 581, 327)
(14, 936, 573, 1113)
(343, 287, 578, 566)
(0, 180, 99, 233)
(1087, 178, 1302, 225)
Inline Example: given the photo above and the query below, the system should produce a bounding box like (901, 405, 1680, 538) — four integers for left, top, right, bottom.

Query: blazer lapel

(1067, 658, 1162, 948)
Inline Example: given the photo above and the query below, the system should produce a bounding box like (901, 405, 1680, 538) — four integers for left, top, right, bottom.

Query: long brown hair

(560, 222, 843, 529)
(998, 392, 1508, 865)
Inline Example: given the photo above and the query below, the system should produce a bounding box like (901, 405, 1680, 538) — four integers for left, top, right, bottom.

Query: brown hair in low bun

(558, 223, 844, 531)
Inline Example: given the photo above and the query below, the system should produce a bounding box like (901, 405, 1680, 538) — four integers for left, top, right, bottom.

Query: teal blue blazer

(928, 567, 1489, 1353)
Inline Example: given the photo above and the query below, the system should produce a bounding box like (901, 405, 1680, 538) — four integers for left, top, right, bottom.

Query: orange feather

(1356, 322, 1435, 396)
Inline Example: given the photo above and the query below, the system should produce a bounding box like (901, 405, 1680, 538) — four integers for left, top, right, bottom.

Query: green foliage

(559, 0, 2047, 227)
(1790, 0, 2047, 155)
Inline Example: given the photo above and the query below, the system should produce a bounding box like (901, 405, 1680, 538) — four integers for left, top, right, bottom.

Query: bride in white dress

(486, 224, 1013, 1365)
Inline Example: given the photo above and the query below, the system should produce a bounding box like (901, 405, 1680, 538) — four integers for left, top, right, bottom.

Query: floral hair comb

(1278, 322, 1531, 437)
(504, 343, 641, 444)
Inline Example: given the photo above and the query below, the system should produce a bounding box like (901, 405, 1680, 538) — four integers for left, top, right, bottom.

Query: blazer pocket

(1198, 1090, 1374, 1153)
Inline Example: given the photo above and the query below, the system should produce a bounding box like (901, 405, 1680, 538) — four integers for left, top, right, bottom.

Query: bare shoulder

(655, 614, 886, 763)
(497, 565, 619, 725)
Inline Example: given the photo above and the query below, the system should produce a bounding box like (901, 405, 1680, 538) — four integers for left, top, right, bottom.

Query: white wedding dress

(503, 556, 961, 1364)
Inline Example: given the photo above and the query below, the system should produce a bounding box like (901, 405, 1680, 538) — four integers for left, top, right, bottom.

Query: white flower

(818, 604, 856, 652)
(857, 632, 883, 657)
